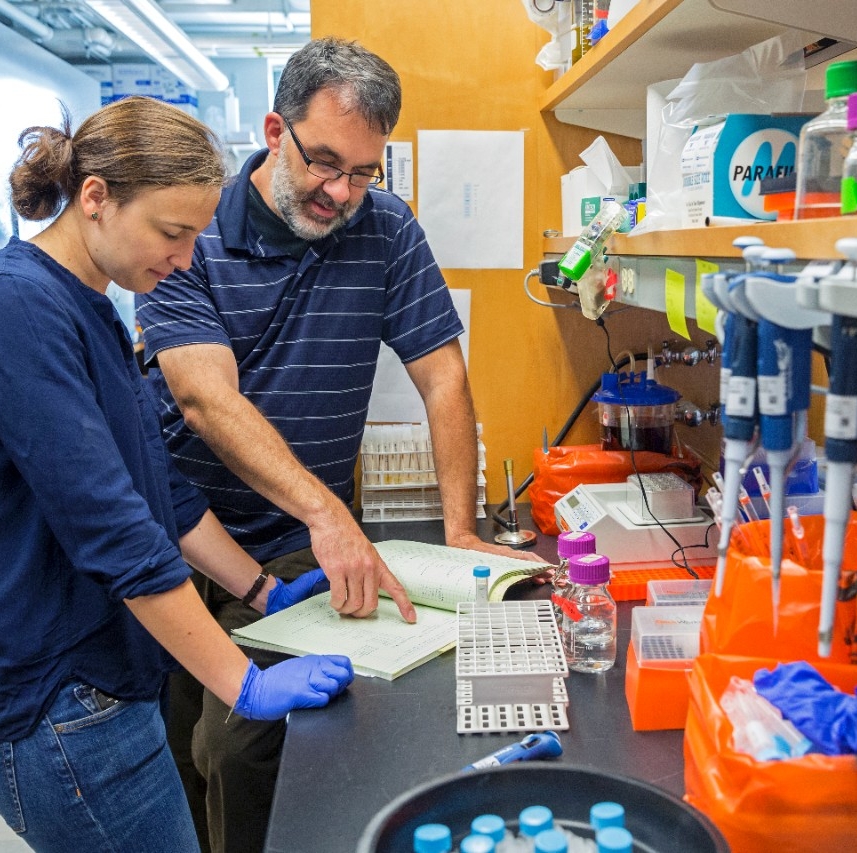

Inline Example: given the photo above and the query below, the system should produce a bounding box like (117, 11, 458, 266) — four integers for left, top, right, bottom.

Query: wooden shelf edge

(544, 218, 857, 260)
(540, 0, 682, 113)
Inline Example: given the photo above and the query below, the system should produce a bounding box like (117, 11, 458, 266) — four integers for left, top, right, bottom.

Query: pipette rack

(455, 600, 569, 734)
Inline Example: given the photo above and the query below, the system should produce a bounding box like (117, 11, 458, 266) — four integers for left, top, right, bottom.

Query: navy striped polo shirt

(137, 150, 463, 561)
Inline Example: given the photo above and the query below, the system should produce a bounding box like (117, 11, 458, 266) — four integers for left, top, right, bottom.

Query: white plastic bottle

(563, 554, 616, 673)
(557, 199, 627, 283)
(794, 59, 857, 219)
(552, 531, 596, 646)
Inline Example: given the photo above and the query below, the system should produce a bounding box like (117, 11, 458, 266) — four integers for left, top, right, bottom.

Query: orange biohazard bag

(528, 444, 703, 535)
(684, 653, 857, 852)
(701, 514, 857, 664)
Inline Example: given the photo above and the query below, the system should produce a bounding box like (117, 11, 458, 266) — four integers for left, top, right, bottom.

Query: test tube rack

(360, 422, 487, 522)
(455, 601, 569, 734)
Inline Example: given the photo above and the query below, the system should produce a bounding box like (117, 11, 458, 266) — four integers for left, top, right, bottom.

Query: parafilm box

(680, 114, 810, 227)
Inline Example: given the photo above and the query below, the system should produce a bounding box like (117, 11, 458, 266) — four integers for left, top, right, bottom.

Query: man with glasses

(136, 37, 526, 853)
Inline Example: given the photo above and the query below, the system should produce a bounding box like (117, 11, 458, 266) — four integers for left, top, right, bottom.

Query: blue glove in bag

(266, 569, 330, 615)
(753, 661, 857, 756)
(233, 657, 354, 721)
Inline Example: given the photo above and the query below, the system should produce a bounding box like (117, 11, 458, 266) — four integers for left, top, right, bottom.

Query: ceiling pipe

(0, 0, 53, 41)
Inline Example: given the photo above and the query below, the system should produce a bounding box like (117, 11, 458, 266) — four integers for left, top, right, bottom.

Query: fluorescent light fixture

(80, 0, 229, 91)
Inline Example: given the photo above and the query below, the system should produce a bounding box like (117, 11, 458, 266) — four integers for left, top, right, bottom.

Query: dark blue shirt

(137, 150, 463, 561)
(0, 238, 208, 742)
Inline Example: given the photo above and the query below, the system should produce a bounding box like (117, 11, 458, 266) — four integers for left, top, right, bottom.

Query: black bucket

(357, 764, 728, 853)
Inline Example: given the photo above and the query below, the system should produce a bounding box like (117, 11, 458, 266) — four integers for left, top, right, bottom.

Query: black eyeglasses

(284, 118, 384, 188)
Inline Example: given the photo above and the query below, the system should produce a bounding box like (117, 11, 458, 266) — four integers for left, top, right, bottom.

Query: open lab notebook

(232, 540, 549, 680)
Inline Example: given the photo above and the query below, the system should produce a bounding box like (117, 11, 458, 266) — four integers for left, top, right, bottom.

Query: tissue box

(561, 167, 607, 235)
(561, 166, 643, 236)
(680, 114, 810, 227)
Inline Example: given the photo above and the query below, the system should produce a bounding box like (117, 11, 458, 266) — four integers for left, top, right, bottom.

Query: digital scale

(554, 480, 718, 570)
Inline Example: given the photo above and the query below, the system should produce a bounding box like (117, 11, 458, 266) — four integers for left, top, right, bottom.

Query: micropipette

(817, 238, 857, 656)
(461, 731, 563, 772)
(714, 241, 767, 596)
(745, 247, 819, 629)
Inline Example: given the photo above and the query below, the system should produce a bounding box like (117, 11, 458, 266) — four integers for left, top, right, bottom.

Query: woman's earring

(91, 212, 99, 220)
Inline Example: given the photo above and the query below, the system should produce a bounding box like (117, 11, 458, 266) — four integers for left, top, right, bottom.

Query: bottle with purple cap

(563, 553, 616, 673)
(551, 531, 596, 648)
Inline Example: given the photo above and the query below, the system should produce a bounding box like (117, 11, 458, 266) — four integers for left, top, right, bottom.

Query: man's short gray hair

(273, 37, 401, 135)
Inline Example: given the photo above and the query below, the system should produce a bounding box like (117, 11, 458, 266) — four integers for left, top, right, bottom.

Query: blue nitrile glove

(233, 657, 354, 721)
(266, 569, 330, 615)
(753, 661, 857, 756)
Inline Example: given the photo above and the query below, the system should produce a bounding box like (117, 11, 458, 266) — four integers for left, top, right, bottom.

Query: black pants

(167, 548, 319, 853)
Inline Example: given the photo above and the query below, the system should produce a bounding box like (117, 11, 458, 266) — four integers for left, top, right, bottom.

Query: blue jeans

(0, 680, 199, 853)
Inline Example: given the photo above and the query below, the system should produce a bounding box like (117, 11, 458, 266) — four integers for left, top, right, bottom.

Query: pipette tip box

(646, 578, 712, 607)
(625, 605, 704, 731)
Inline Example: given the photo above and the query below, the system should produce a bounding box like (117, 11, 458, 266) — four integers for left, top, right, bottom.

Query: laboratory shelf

(538, 0, 852, 138)
(545, 218, 857, 260)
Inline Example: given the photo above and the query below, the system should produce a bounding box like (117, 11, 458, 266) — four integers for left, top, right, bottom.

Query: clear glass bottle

(794, 59, 857, 219)
(841, 92, 857, 215)
(551, 531, 596, 645)
(558, 199, 628, 284)
(413, 823, 452, 853)
(473, 565, 490, 605)
(563, 553, 616, 673)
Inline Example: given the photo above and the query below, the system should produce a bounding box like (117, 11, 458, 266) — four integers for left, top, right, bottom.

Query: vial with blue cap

(473, 565, 490, 605)
(459, 832, 496, 853)
(533, 828, 568, 853)
(470, 813, 516, 852)
(589, 801, 624, 831)
(596, 826, 633, 853)
(517, 805, 554, 852)
(413, 822, 452, 853)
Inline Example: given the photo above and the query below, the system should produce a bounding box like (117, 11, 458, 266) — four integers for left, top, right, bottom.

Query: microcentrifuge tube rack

(455, 600, 570, 734)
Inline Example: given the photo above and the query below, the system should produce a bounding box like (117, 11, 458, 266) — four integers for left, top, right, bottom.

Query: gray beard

(271, 157, 361, 241)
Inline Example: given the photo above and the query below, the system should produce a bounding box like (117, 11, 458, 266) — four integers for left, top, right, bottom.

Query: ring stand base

(494, 529, 537, 548)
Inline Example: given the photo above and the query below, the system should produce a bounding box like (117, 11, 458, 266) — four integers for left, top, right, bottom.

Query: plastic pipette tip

(714, 550, 728, 597)
(771, 577, 780, 636)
